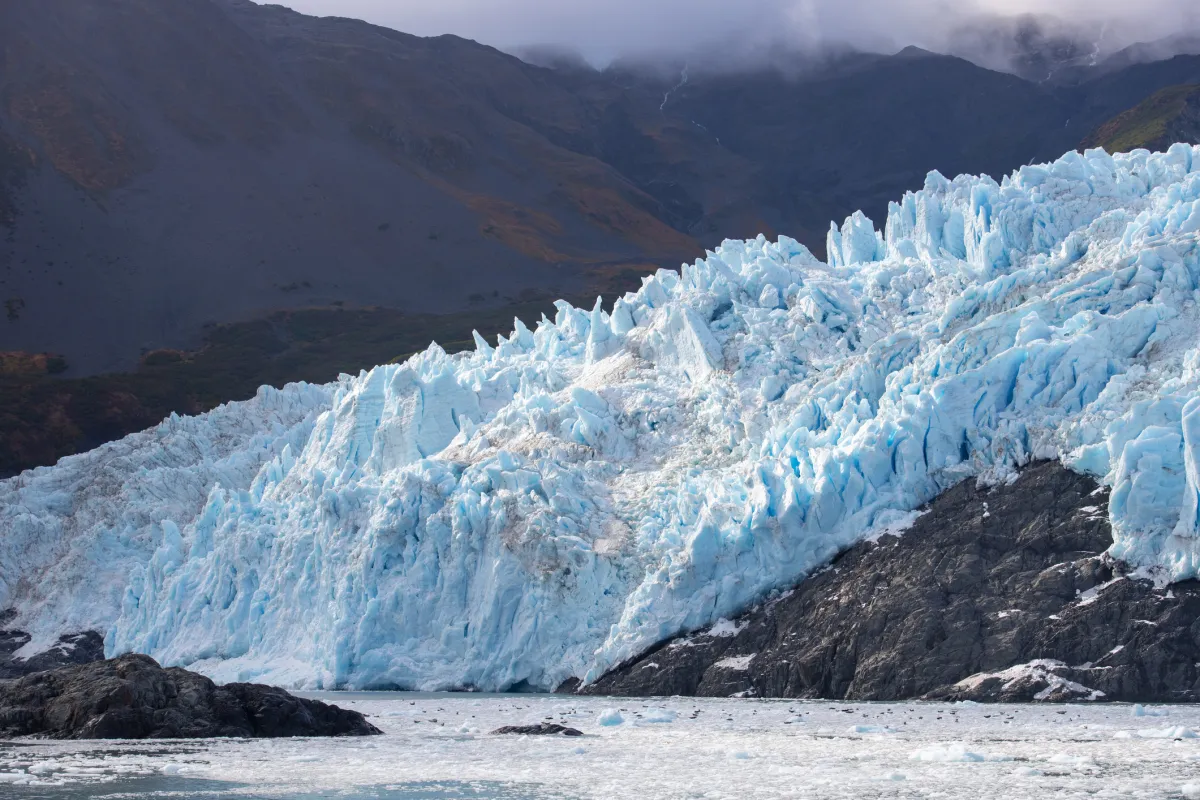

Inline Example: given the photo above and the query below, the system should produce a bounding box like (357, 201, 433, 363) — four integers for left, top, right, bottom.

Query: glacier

(4, 144, 1200, 690)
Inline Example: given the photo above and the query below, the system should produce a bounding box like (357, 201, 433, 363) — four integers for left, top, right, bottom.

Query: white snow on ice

(0, 696, 1198, 799)
(4, 145, 1200, 688)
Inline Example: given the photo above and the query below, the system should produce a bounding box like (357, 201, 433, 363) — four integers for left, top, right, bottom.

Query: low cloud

(277, 0, 1200, 69)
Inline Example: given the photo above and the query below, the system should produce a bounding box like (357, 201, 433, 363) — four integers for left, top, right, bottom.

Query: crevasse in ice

(4, 144, 1200, 690)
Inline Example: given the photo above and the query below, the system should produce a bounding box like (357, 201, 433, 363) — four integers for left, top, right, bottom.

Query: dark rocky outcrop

(0, 619, 104, 679)
(491, 723, 583, 736)
(0, 654, 381, 739)
(576, 462, 1200, 702)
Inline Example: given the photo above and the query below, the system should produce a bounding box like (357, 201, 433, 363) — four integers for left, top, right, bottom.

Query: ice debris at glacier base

(4, 144, 1200, 690)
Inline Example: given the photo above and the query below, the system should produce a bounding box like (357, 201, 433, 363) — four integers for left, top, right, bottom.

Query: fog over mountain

(4, 0, 1200, 477)
(277, 0, 1200, 70)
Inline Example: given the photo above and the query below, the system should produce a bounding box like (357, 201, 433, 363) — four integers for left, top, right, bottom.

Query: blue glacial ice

(4, 144, 1200, 690)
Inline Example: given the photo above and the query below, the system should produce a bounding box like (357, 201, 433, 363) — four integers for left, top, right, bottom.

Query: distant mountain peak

(894, 45, 936, 59)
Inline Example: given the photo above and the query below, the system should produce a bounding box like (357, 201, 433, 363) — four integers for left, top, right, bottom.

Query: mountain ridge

(4, 0, 1200, 377)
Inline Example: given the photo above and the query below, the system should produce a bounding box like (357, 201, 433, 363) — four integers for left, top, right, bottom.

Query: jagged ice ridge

(4, 145, 1200, 690)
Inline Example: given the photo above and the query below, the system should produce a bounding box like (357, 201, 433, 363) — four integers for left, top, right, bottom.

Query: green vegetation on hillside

(0, 297, 591, 478)
(1082, 84, 1200, 154)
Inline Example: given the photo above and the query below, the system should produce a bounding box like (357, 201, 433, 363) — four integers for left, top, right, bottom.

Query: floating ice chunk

(597, 709, 624, 727)
(1131, 704, 1170, 717)
(636, 708, 677, 724)
(1132, 726, 1197, 739)
(909, 744, 1008, 763)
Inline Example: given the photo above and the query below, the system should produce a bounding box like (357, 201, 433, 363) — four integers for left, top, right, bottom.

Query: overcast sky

(275, 0, 1200, 65)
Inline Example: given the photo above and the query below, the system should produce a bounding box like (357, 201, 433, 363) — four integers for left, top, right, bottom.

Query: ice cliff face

(5, 145, 1200, 690)
(0, 385, 331, 654)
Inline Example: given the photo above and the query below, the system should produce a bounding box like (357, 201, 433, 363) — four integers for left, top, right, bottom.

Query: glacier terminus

(4, 144, 1200, 691)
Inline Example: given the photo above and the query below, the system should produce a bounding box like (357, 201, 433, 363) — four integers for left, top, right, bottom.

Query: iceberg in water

(4, 144, 1200, 690)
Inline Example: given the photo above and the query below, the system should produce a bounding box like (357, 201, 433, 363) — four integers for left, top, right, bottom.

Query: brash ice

(4, 145, 1200, 690)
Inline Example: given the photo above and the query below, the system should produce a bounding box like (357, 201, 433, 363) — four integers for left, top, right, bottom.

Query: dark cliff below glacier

(570, 461, 1200, 702)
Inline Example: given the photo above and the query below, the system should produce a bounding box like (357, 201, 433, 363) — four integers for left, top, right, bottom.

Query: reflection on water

(1, 778, 559, 800)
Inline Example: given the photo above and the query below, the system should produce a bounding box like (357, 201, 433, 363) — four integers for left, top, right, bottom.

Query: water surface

(2, 694, 1198, 799)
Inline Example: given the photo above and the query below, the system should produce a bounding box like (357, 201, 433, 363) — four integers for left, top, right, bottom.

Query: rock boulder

(0, 654, 381, 739)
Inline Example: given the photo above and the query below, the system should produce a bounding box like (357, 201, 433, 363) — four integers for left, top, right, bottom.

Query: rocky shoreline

(569, 462, 1200, 702)
(0, 654, 379, 739)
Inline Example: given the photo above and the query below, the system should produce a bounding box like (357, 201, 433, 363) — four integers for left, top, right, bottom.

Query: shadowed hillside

(1083, 84, 1200, 152)
(4, 0, 1200, 377)
(3, 0, 1200, 475)
(0, 0, 696, 376)
(0, 295, 583, 478)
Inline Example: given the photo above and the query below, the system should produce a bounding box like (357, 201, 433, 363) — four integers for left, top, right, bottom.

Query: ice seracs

(0, 384, 331, 655)
(5, 144, 1200, 690)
